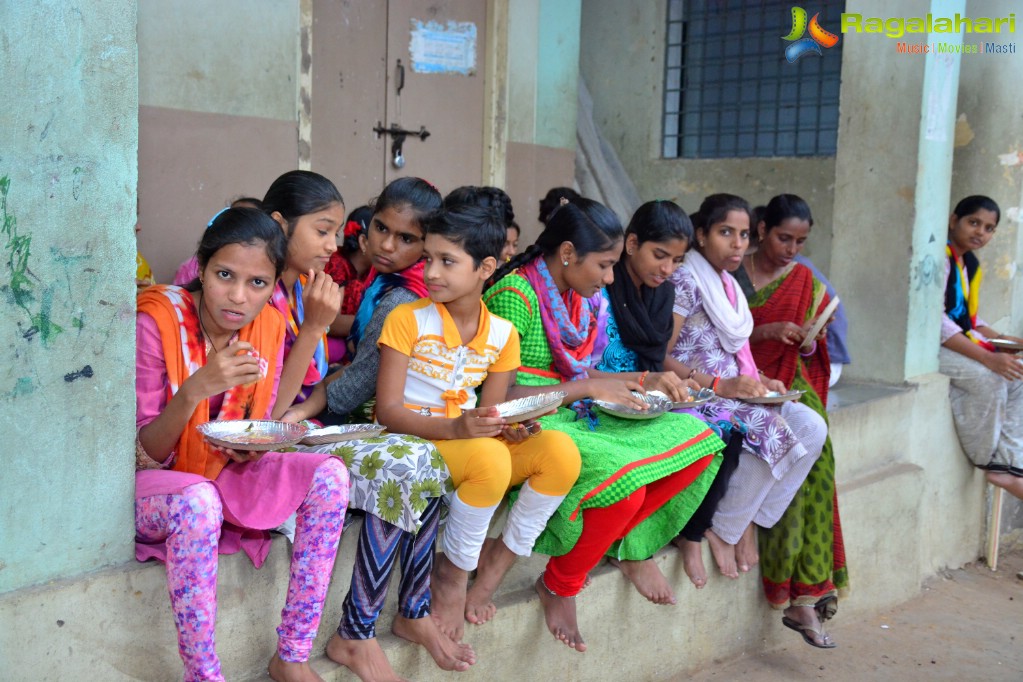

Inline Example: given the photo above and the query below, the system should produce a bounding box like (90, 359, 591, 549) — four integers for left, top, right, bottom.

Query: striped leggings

(338, 497, 442, 639)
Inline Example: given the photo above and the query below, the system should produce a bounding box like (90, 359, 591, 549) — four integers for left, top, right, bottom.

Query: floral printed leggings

(135, 459, 349, 682)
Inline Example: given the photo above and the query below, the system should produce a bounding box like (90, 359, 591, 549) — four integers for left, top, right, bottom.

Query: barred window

(663, 0, 844, 159)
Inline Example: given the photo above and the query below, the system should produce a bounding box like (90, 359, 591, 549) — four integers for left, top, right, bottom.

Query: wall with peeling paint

(578, 0, 837, 273)
(0, 1, 137, 593)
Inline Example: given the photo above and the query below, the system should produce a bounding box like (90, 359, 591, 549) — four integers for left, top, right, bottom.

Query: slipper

(782, 616, 837, 649)
(814, 595, 838, 622)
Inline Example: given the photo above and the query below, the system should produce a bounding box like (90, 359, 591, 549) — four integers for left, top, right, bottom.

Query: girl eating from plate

(134, 207, 349, 682)
(666, 193, 831, 647)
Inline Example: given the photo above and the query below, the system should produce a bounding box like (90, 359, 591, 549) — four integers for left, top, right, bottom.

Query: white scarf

(682, 250, 753, 354)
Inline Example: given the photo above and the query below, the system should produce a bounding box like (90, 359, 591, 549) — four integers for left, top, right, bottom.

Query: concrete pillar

(0, 0, 138, 592)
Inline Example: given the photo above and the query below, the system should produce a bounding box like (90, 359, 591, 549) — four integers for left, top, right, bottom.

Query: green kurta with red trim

(485, 274, 723, 559)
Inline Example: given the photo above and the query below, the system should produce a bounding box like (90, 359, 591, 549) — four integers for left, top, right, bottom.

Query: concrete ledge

(3, 375, 992, 681)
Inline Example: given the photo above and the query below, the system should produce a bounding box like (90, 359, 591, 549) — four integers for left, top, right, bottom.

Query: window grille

(663, 0, 844, 159)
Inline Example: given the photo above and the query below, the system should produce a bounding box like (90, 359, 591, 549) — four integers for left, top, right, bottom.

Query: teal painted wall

(0, 1, 138, 593)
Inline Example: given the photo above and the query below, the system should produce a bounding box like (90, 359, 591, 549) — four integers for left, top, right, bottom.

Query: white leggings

(710, 401, 827, 544)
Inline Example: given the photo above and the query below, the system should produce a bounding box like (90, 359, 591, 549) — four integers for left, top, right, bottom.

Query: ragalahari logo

(783, 7, 840, 62)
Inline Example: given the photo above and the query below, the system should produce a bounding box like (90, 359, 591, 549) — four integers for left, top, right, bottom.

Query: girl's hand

(279, 406, 308, 423)
(716, 375, 768, 399)
(984, 351, 1023, 381)
(760, 321, 806, 345)
(301, 269, 343, 330)
(186, 341, 264, 400)
(646, 371, 692, 403)
(589, 378, 649, 410)
(762, 378, 787, 393)
(453, 406, 506, 439)
(501, 420, 541, 443)
(209, 443, 264, 464)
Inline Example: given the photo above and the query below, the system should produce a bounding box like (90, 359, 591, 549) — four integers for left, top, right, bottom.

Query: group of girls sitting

(134, 171, 853, 682)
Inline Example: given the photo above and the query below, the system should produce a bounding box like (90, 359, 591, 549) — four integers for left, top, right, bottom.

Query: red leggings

(543, 455, 715, 597)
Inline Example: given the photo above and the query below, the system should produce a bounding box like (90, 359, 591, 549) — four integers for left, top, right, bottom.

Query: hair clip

(206, 206, 230, 228)
(559, 197, 570, 206)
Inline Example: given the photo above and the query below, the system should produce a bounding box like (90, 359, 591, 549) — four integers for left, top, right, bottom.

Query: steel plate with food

(493, 391, 566, 423)
(300, 423, 386, 446)
(197, 420, 308, 451)
(648, 387, 717, 409)
(594, 392, 672, 420)
(741, 390, 805, 405)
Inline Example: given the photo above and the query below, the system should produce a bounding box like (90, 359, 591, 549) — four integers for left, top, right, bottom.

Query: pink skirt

(135, 450, 332, 567)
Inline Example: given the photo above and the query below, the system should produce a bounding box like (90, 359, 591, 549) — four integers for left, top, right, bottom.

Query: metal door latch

(373, 123, 431, 169)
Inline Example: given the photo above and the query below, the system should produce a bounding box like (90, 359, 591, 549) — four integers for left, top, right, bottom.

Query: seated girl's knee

(537, 430, 582, 481)
(184, 482, 224, 529)
(315, 456, 351, 497)
(464, 439, 514, 500)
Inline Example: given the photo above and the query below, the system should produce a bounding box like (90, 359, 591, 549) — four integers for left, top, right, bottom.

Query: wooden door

(311, 0, 487, 207)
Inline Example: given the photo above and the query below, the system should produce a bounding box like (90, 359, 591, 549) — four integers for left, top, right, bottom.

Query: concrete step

(3, 375, 987, 681)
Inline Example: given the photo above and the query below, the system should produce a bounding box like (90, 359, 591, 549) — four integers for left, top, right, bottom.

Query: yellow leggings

(434, 430, 580, 507)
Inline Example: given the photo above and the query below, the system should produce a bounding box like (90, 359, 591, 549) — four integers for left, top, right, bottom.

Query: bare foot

(325, 634, 407, 682)
(986, 471, 1023, 500)
(783, 604, 834, 647)
(673, 537, 708, 589)
(735, 523, 759, 573)
(465, 536, 517, 625)
(705, 528, 739, 579)
(392, 614, 476, 671)
(268, 652, 324, 682)
(613, 558, 677, 605)
(430, 553, 470, 641)
(534, 576, 586, 652)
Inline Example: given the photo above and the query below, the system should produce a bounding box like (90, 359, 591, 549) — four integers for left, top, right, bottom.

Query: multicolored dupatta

(348, 261, 429, 351)
(137, 285, 284, 479)
(518, 257, 599, 381)
(945, 243, 994, 351)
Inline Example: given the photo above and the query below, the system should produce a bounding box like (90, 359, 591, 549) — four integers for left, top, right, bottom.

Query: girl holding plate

(666, 193, 830, 647)
(485, 197, 723, 652)
(736, 194, 848, 645)
(134, 208, 349, 682)
(939, 195, 1023, 500)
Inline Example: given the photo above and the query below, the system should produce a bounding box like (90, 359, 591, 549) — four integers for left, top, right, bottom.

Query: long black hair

(538, 186, 582, 225)
(371, 176, 443, 232)
(626, 200, 693, 247)
(489, 197, 623, 287)
(691, 193, 752, 242)
(185, 207, 287, 292)
(952, 195, 1000, 223)
(261, 170, 345, 236)
(760, 194, 813, 233)
(444, 185, 515, 227)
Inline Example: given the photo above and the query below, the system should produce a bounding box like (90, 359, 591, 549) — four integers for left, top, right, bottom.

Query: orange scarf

(137, 285, 285, 479)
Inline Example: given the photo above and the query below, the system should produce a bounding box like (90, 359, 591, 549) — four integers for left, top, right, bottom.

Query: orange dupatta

(137, 285, 285, 480)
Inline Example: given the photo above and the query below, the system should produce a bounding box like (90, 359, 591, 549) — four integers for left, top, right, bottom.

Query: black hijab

(606, 258, 674, 371)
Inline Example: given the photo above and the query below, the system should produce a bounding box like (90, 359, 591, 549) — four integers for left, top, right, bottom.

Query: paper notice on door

(409, 20, 477, 75)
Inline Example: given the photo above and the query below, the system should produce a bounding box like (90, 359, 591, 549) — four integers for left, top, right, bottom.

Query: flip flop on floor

(782, 616, 837, 649)
(814, 595, 838, 622)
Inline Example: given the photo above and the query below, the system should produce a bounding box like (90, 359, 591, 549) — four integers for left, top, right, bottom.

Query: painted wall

(504, 0, 580, 246)
(137, 0, 300, 283)
(578, 0, 837, 273)
(0, 1, 137, 593)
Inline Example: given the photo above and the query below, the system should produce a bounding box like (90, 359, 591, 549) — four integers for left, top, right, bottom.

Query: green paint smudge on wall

(1, 176, 64, 346)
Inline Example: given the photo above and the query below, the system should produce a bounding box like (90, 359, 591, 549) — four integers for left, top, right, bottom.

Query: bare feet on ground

(465, 537, 517, 625)
(534, 576, 587, 652)
(986, 471, 1023, 500)
(673, 537, 708, 588)
(614, 558, 677, 604)
(430, 553, 470, 641)
(705, 528, 739, 579)
(735, 523, 759, 573)
(325, 635, 408, 682)
(268, 652, 325, 682)
(392, 615, 476, 671)
(783, 604, 834, 647)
